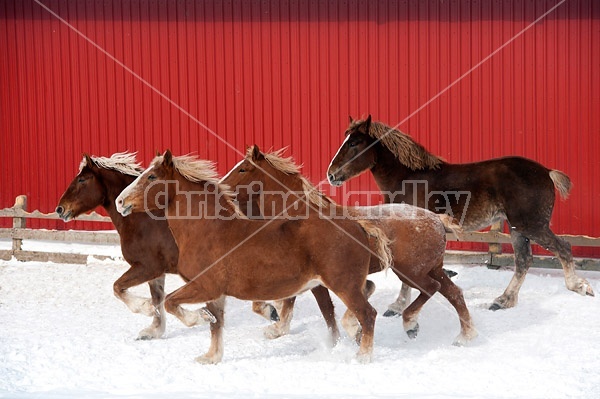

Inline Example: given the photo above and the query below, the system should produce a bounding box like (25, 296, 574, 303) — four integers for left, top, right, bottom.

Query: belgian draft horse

(327, 116, 595, 310)
(56, 153, 214, 339)
(222, 145, 476, 345)
(115, 150, 382, 364)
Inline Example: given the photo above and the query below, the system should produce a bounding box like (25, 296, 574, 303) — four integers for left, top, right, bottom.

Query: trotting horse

(327, 115, 595, 310)
(115, 150, 383, 363)
(56, 153, 214, 339)
(222, 145, 477, 345)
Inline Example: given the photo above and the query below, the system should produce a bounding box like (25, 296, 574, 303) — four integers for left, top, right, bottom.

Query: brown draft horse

(327, 116, 595, 310)
(222, 145, 477, 345)
(56, 153, 214, 340)
(115, 150, 383, 364)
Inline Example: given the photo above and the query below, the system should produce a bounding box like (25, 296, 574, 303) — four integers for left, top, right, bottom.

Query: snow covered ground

(1, 251, 599, 398)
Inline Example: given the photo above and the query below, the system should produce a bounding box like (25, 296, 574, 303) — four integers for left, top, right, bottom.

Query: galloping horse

(327, 116, 595, 310)
(115, 150, 383, 363)
(56, 153, 214, 339)
(222, 145, 476, 345)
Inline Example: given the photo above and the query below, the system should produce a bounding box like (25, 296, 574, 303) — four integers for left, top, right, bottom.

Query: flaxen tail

(356, 220, 393, 272)
(438, 214, 463, 241)
(549, 170, 572, 200)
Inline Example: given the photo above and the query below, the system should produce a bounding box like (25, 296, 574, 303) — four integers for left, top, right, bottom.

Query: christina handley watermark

(143, 180, 471, 225)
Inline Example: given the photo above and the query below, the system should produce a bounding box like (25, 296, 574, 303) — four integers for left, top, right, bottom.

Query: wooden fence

(1, 195, 599, 270)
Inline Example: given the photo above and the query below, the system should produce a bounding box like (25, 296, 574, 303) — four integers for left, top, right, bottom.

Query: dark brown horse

(222, 145, 476, 345)
(115, 150, 382, 363)
(327, 116, 595, 310)
(56, 153, 214, 339)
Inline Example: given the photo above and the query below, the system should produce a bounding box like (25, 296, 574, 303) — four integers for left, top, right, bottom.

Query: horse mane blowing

(80, 151, 144, 176)
(351, 118, 444, 171)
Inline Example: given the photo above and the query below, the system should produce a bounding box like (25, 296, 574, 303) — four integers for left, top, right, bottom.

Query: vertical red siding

(1, 0, 599, 256)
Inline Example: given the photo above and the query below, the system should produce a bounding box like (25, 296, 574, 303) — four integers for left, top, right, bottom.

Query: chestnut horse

(56, 153, 214, 340)
(327, 116, 595, 310)
(222, 145, 476, 345)
(115, 150, 383, 363)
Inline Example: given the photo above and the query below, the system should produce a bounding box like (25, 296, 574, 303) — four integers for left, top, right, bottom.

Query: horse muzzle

(55, 206, 73, 222)
(327, 173, 345, 187)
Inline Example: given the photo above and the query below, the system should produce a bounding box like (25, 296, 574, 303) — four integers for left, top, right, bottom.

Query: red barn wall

(1, 1, 599, 257)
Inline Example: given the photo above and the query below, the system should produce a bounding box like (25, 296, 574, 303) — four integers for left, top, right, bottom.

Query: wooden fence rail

(1, 195, 599, 270)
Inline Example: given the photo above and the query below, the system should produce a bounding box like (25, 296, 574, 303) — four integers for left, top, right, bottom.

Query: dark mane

(350, 120, 444, 170)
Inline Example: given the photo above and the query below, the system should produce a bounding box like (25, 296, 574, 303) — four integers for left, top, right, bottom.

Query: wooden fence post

(12, 195, 27, 252)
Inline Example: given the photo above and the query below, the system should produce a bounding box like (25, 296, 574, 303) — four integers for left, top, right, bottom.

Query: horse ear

(83, 153, 93, 168)
(364, 114, 372, 133)
(163, 149, 173, 168)
(251, 145, 263, 161)
(348, 115, 354, 124)
(156, 150, 161, 157)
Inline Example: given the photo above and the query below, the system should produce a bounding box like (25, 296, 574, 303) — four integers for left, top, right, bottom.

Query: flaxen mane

(151, 154, 246, 218)
(251, 147, 392, 271)
(80, 152, 143, 176)
(247, 146, 334, 209)
(351, 120, 444, 170)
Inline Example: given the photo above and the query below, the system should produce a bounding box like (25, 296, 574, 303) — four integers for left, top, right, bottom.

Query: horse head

(116, 150, 175, 217)
(56, 154, 108, 222)
(327, 115, 377, 186)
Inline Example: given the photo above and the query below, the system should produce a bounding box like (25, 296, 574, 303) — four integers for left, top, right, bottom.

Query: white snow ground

(0, 247, 599, 398)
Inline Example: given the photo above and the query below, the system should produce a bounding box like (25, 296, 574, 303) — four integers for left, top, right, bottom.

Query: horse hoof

(195, 355, 219, 365)
(406, 323, 419, 339)
(383, 309, 400, 317)
(355, 352, 372, 364)
(489, 302, 503, 311)
(199, 308, 217, 324)
(270, 306, 280, 322)
(585, 284, 595, 297)
(443, 268, 458, 278)
(263, 325, 285, 340)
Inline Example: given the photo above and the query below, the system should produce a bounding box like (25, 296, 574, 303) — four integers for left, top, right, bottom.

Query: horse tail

(549, 170, 572, 200)
(356, 220, 393, 272)
(438, 214, 463, 241)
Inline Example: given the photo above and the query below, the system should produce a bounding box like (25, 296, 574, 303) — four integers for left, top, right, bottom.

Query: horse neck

(97, 169, 136, 232)
(262, 175, 338, 217)
(371, 143, 417, 189)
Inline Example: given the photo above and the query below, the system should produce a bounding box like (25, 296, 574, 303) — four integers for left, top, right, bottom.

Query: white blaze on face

(115, 171, 146, 215)
(219, 159, 244, 183)
(327, 134, 352, 184)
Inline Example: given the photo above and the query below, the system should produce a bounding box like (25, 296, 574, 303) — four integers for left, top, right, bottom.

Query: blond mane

(350, 119, 444, 170)
(151, 154, 246, 218)
(80, 152, 143, 176)
(247, 146, 334, 210)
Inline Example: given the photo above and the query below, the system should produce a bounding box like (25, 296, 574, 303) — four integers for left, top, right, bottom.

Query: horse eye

(239, 168, 246, 173)
(349, 141, 358, 148)
(77, 177, 86, 183)
(148, 174, 157, 181)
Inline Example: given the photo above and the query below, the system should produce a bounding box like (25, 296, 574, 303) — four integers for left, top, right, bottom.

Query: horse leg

(430, 267, 477, 345)
(402, 277, 441, 339)
(264, 297, 296, 339)
(252, 301, 280, 322)
(335, 287, 377, 363)
(490, 230, 533, 310)
(113, 265, 162, 317)
(383, 282, 412, 317)
(163, 285, 223, 364)
(310, 286, 341, 345)
(137, 276, 167, 340)
(342, 279, 375, 342)
(530, 226, 594, 297)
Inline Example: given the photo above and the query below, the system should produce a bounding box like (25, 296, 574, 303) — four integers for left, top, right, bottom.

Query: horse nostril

(327, 173, 335, 182)
(117, 198, 123, 205)
(56, 206, 64, 215)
